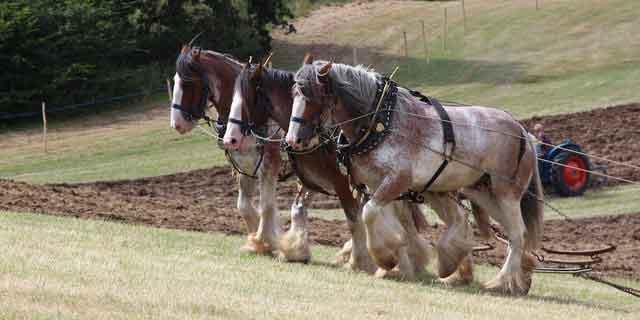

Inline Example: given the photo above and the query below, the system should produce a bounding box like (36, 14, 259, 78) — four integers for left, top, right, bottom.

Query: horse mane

(315, 61, 379, 116)
(263, 68, 295, 92)
(176, 48, 243, 82)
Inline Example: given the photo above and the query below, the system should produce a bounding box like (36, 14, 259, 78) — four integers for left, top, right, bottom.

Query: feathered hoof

(483, 272, 531, 296)
(439, 270, 473, 287)
(278, 231, 311, 263)
(369, 246, 399, 271)
(342, 255, 378, 275)
(335, 239, 353, 266)
(374, 267, 415, 281)
(240, 233, 275, 256)
(436, 245, 466, 279)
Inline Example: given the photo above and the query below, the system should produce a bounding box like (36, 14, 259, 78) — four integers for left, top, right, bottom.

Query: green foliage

(0, 0, 292, 117)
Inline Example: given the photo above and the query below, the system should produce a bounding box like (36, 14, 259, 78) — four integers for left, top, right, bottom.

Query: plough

(473, 233, 639, 297)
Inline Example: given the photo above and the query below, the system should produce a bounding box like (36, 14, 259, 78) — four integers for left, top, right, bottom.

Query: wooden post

(421, 20, 429, 64)
(41, 102, 47, 153)
(536, 0, 539, 10)
(166, 78, 172, 101)
(462, 0, 467, 34)
(403, 31, 408, 57)
(443, 7, 448, 52)
(352, 47, 358, 65)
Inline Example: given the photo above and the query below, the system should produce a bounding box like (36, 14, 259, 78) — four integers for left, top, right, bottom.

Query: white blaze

(170, 73, 184, 129)
(223, 87, 246, 148)
(169, 73, 196, 134)
(286, 94, 306, 148)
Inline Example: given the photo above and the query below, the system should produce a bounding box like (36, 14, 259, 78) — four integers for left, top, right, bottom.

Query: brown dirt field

(523, 103, 640, 186)
(1, 104, 640, 280)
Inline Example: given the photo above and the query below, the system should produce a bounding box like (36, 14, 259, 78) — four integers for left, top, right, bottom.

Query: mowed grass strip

(0, 211, 638, 320)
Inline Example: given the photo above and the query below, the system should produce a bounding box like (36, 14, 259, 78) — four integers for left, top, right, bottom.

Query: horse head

(170, 44, 243, 135)
(286, 54, 334, 150)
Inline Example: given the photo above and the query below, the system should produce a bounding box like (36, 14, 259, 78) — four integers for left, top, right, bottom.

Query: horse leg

(424, 192, 474, 281)
(237, 174, 260, 233)
(236, 174, 263, 253)
(463, 186, 531, 295)
(278, 186, 312, 263)
(363, 175, 411, 271)
(397, 202, 431, 276)
(332, 184, 377, 274)
(246, 145, 282, 255)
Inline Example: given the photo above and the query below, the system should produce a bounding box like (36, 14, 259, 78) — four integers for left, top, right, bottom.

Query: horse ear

(252, 63, 263, 80)
(262, 52, 274, 68)
(303, 53, 314, 65)
(181, 45, 190, 54)
(193, 48, 201, 61)
(318, 62, 333, 77)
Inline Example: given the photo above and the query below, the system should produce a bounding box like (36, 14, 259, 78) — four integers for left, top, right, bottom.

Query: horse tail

(521, 132, 544, 251)
(408, 203, 429, 233)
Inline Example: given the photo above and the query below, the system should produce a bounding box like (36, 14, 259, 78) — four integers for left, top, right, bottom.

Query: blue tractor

(537, 140, 601, 197)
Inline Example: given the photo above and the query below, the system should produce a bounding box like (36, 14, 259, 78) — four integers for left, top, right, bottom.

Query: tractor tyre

(551, 151, 591, 197)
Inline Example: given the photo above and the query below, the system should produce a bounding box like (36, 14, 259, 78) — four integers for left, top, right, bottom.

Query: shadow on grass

(384, 270, 631, 313)
(272, 39, 531, 89)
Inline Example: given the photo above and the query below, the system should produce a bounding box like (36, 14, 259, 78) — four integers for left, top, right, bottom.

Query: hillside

(273, 0, 640, 118)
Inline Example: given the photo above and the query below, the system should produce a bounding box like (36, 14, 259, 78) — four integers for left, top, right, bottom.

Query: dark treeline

(0, 0, 292, 116)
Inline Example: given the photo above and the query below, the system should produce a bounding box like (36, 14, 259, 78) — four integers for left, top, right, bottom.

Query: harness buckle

(397, 191, 425, 203)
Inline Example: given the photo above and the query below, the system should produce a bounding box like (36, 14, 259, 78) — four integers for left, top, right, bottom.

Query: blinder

(171, 69, 211, 122)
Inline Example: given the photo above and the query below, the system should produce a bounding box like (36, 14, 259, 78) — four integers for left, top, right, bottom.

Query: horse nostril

(230, 138, 237, 145)
(296, 138, 302, 144)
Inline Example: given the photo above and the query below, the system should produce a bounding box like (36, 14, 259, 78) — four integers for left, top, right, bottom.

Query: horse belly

(411, 149, 483, 192)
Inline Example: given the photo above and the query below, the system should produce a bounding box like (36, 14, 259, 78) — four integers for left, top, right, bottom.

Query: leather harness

(397, 90, 456, 203)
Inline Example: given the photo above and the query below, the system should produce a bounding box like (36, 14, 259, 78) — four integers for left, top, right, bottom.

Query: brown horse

(170, 46, 286, 257)
(222, 60, 432, 277)
(286, 56, 544, 295)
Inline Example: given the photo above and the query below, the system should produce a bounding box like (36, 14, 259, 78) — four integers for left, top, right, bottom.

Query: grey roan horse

(286, 55, 544, 295)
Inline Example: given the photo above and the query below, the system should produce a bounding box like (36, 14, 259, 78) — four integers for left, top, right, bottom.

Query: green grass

(274, 0, 640, 118)
(0, 95, 227, 184)
(1, 211, 637, 319)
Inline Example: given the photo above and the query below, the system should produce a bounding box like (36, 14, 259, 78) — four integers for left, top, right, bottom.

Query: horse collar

(336, 78, 397, 167)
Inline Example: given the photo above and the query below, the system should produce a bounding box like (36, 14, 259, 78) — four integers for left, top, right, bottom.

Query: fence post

(353, 47, 358, 65)
(41, 101, 48, 153)
(443, 7, 448, 52)
(421, 20, 430, 64)
(462, 0, 467, 34)
(536, 0, 540, 10)
(403, 31, 409, 57)
(166, 78, 173, 101)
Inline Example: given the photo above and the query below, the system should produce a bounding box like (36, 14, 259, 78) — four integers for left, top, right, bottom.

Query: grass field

(273, 0, 640, 118)
(1, 1, 640, 317)
(1, 211, 638, 320)
(0, 95, 226, 184)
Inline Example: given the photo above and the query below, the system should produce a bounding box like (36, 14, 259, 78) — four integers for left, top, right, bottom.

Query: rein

(213, 116, 265, 179)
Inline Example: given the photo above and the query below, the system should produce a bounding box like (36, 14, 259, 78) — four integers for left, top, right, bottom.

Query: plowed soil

(2, 104, 639, 280)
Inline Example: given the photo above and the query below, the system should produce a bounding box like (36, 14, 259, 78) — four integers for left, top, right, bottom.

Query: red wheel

(552, 151, 590, 196)
(562, 155, 588, 192)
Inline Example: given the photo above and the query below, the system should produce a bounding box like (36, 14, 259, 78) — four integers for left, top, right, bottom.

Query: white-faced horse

(286, 55, 544, 295)
(170, 45, 289, 258)
(222, 59, 435, 276)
